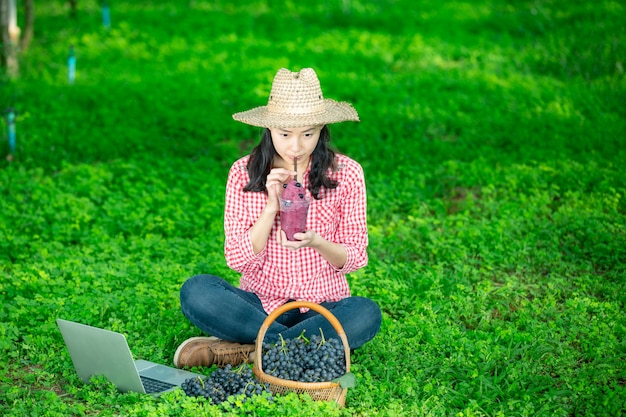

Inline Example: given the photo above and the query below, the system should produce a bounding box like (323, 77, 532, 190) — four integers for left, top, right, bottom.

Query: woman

(174, 68, 381, 368)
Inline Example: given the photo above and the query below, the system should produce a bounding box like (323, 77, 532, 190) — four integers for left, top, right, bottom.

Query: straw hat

(232, 68, 359, 128)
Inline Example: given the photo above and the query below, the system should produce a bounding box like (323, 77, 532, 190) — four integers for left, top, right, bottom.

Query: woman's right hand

(265, 168, 296, 212)
(249, 167, 296, 255)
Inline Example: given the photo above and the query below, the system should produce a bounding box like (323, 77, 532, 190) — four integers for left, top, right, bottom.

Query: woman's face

(269, 125, 323, 170)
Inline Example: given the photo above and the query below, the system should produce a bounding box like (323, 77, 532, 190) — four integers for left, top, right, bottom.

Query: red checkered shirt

(224, 153, 369, 314)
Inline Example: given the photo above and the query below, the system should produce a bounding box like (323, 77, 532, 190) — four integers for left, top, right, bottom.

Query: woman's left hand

(278, 229, 347, 269)
(278, 230, 318, 250)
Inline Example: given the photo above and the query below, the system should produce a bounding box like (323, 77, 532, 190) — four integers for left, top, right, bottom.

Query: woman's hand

(265, 168, 296, 211)
(248, 167, 296, 255)
(278, 229, 318, 250)
(278, 229, 348, 269)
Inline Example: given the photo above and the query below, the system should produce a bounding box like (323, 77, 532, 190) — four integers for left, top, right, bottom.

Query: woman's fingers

(278, 230, 316, 250)
(266, 167, 300, 212)
(266, 168, 297, 202)
(266, 168, 296, 186)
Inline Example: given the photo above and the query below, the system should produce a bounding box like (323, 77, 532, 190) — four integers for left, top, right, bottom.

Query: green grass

(1, 0, 625, 415)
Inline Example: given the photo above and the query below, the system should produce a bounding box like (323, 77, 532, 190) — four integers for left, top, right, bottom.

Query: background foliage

(1, 0, 624, 416)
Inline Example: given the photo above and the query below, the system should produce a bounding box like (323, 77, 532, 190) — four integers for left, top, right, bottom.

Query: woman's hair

(243, 126, 338, 199)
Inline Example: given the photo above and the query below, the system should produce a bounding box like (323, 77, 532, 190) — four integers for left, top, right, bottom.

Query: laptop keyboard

(140, 375, 176, 394)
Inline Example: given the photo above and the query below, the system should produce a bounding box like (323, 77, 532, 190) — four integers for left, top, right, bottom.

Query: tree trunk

(20, 0, 33, 51)
(0, 0, 20, 77)
(69, 0, 77, 18)
(0, 1, 8, 58)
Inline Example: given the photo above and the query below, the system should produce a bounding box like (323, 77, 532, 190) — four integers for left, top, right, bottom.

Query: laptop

(57, 318, 203, 395)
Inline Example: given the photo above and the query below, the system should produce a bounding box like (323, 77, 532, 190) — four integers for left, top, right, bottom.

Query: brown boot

(173, 336, 255, 368)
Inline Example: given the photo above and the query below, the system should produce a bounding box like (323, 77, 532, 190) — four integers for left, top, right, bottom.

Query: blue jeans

(180, 274, 382, 349)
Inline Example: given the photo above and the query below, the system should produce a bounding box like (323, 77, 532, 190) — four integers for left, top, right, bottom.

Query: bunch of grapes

(261, 332, 346, 383)
(181, 364, 271, 405)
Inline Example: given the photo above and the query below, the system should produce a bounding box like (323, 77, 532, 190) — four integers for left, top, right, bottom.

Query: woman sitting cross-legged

(174, 68, 382, 368)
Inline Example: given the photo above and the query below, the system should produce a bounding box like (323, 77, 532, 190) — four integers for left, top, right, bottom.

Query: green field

(1, 1, 625, 416)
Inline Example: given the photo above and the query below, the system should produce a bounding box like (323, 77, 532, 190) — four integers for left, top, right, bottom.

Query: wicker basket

(253, 301, 351, 407)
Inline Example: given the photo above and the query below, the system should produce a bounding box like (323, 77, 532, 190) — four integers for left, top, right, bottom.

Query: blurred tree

(20, 0, 33, 50)
(1, 0, 34, 78)
(69, 0, 76, 18)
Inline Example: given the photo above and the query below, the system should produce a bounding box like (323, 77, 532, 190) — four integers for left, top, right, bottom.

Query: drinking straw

(293, 157, 298, 183)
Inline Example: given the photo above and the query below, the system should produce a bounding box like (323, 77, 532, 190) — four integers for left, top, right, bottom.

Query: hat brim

(232, 99, 359, 129)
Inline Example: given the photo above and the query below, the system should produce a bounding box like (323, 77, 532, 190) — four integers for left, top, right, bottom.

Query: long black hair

(243, 125, 338, 200)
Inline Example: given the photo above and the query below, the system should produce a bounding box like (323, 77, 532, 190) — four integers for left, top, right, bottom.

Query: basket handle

(254, 301, 351, 373)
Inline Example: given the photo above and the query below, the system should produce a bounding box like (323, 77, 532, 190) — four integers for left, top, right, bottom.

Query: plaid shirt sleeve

(223, 156, 266, 275)
(330, 155, 368, 273)
(223, 154, 369, 314)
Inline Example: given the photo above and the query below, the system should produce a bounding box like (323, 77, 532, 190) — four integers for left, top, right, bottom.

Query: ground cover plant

(1, 0, 625, 415)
